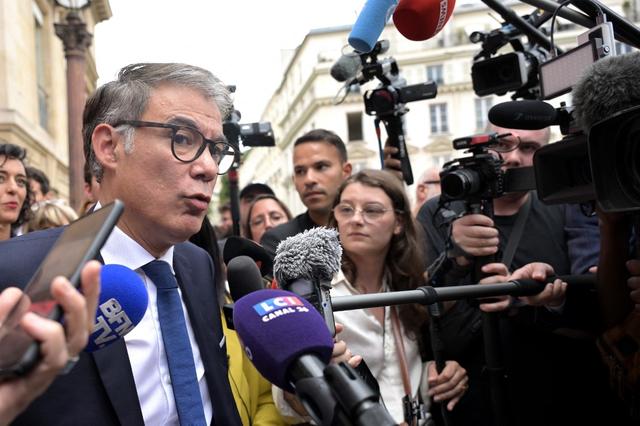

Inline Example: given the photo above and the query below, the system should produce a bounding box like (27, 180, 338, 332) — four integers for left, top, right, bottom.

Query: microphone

(227, 255, 265, 302)
(233, 289, 334, 393)
(571, 51, 640, 212)
(330, 53, 362, 82)
(223, 236, 273, 278)
(488, 100, 560, 130)
(572, 51, 640, 132)
(85, 264, 148, 352)
(273, 227, 342, 336)
(393, 0, 456, 41)
(222, 255, 265, 330)
(348, 0, 398, 53)
(233, 289, 395, 425)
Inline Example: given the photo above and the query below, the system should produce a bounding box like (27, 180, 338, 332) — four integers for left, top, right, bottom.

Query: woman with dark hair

(328, 169, 468, 425)
(245, 194, 292, 244)
(0, 143, 31, 241)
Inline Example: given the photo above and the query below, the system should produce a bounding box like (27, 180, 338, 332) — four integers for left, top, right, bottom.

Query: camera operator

(385, 122, 623, 425)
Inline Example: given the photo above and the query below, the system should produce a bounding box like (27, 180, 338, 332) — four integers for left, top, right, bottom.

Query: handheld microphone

(233, 289, 395, 426)
(488, 100, 560, 130)
(393, 0, 456, 41)
(223, 255, 265, 330)
(273, 227, 342, 336)
(223, 236, 273, 278)
(85, 264, 147, 352)
(330, 53, 362, 82)
(228, 255, 265, 302)
(348, 0, 399, 53)
(233, 289, 334, 393)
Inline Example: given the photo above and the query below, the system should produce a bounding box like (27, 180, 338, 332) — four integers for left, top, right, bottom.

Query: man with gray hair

(4, 63, 242, 425)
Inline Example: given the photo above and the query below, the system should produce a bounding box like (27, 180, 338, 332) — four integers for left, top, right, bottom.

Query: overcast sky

(94, 0, 367, 123)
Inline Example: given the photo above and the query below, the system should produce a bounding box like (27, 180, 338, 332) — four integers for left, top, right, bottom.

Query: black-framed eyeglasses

(114, 120, 238, 174)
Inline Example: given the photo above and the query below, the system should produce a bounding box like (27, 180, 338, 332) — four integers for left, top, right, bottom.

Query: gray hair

(82, 63, 233, 182)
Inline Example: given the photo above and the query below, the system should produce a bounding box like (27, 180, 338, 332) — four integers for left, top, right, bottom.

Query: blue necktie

(142, 260, 207, 426)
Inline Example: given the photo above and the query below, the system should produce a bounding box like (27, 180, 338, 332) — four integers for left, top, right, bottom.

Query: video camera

(223, 110, 275, 150)
(471, 10, 551, 100)
(222, 86, 276, 236)
(331, 40, 437, 185)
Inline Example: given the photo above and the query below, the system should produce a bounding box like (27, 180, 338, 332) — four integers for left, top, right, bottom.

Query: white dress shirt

(100, 224, 213, 425)
(331, 270, 429, 425)
(273, 270, 431, 425)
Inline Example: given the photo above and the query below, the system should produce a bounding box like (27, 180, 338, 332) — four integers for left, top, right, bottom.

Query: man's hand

(0, 261, 101, 425)
(427, 360, 468, 411)
(511, 262, 566, 308)
(478, 263, 512, 312)
(451, 214, 499, 259)
(382, 145, 403, 181)
(626, 259, 640, 312)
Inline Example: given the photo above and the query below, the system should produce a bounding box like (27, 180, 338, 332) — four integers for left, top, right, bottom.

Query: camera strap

(500, 192, 532, 267)
(391, 307, 425, 425)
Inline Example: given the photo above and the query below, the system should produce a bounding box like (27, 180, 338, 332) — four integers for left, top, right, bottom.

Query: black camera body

(343, 40, 438, 186)
(364, 82, 438, 117)
(223, 109, 275, 149)
(439, 134, 506, 205)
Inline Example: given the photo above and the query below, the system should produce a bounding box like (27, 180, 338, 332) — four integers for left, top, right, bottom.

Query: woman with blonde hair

(25, 200, 78, 232)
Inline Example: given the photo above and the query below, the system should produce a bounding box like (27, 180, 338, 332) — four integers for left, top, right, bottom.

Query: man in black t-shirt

(416, 125, 622, 426)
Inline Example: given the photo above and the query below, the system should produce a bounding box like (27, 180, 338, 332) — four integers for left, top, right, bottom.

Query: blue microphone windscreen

(85, 264, 148, 352)
(233, 289, 333, 392)
(348, 0, 398, 52)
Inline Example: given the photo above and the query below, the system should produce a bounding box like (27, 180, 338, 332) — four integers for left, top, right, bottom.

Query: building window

(475, 97, 493, 130)
(34, 3, 48, 130)
(426, 65, 444, 85)
(430, 103, 448, 134)
(347, 112, 363, 141)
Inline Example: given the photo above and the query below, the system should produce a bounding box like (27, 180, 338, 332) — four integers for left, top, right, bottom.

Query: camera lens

(441, 169, 481, 200)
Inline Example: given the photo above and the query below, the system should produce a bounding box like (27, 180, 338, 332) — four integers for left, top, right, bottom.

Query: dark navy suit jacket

(0, 228, 242, 426)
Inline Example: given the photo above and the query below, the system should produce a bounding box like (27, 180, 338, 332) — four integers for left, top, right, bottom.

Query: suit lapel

(92, 340, 145, 425)
(91, 253, 145, 425)
(173, 245, 242, 426)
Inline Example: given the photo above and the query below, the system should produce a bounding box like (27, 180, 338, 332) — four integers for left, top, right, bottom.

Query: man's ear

(92, 124, 119, 171)
(342, 161, 353, 178)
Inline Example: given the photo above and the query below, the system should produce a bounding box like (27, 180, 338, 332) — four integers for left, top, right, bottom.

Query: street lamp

(55, 0, 92, 211)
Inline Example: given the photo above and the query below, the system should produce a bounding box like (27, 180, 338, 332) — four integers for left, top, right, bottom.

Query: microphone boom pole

(331, 276, 594, 311)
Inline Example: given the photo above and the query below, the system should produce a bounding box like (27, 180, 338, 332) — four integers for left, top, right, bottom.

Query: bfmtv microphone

(273, 227, 341, 336)
(349, 0, 399, 53)
(85, 264, 147, 352)
(393, 0, 456, 41)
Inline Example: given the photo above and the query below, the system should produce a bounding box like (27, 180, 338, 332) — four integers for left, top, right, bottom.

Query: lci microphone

(85, 264, 148, 352)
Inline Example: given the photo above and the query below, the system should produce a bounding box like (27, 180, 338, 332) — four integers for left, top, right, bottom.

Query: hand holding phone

(0, 200, 123, 379)
(0, 261, 101, 424)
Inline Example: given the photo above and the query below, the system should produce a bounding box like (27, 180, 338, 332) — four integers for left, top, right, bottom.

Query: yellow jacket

(222, 310, 286, 426)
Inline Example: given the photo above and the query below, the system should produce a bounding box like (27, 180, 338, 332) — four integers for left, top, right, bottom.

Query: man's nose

(191, 147, 219, 181)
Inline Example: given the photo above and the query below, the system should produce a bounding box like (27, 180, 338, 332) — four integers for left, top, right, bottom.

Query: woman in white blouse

(329, 169, 468, 425)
